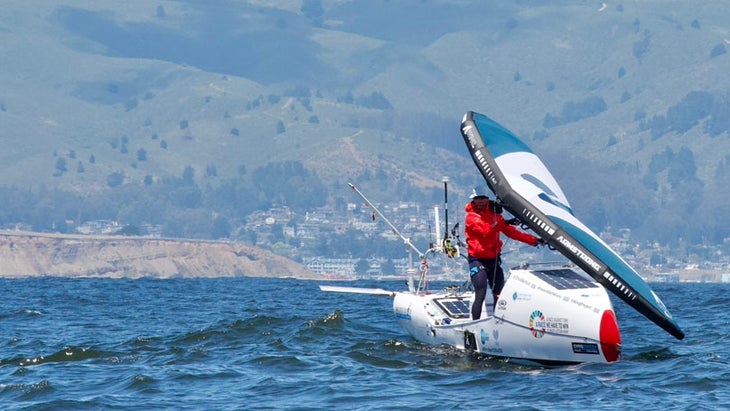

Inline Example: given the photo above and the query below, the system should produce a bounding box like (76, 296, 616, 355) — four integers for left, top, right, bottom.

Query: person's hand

(535, 238, 547, 247)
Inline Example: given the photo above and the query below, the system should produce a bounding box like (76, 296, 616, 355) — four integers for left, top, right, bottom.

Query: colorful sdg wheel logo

(529, 309, 546, 339)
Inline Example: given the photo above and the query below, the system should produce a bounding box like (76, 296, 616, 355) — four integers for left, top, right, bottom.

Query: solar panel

(434, 298, 472, 319)
(533, 269, 599, 290)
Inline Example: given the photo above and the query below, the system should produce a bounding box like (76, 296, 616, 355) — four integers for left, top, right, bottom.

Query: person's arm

(499, 218, 538, 246)
(466, 212, 495, 237)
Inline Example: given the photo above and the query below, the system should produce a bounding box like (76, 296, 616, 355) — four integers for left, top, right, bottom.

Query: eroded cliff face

(0, 231, 317, 279)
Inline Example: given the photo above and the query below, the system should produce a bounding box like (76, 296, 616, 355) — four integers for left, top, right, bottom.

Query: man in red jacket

(465, 186, 543, 319)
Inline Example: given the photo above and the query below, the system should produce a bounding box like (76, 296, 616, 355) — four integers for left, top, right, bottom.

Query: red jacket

(464, 201, 538, 259)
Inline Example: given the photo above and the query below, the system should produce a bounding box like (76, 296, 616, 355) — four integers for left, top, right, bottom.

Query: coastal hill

(2, 1, 730, 247)
(0, 230, 317, 279)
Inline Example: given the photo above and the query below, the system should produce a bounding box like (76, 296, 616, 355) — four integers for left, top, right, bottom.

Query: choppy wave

(0, 278, 727, 410)
(0, 308, 42, 320)
(1, 346, 109, 367)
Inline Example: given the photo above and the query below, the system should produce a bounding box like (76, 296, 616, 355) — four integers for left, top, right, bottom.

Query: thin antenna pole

(442, 176, 449, 242)
(348, 183, 424, 258)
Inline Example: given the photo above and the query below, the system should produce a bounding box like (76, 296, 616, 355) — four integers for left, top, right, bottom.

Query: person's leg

(483, 258, 501, 310)
(469, 260, 488, 320)
(491, 264, 505, 310)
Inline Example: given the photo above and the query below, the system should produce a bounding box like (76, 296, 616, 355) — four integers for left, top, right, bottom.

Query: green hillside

(1, 0, 729, 244)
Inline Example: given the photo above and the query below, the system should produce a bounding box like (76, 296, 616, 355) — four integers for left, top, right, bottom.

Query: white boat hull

(392, 267, 621, 365)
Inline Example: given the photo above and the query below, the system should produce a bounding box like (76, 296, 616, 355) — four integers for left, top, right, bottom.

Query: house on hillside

(76, 220, 121, 235)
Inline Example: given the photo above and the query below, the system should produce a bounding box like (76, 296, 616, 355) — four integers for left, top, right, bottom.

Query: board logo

(529, 309, 546, 339)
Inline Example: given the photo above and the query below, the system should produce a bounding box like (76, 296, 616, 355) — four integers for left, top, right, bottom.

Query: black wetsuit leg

(469, 257, 490, 320)
(484, 256, 504, 310)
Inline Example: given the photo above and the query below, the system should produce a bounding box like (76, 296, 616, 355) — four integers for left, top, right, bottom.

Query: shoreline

(0, 230, 318, 279)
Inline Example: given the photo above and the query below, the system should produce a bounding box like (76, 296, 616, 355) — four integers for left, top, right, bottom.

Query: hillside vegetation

(1, 0, 729, 246)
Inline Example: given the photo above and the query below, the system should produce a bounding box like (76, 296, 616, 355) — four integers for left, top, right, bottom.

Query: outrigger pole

(348, 183, 424, 293)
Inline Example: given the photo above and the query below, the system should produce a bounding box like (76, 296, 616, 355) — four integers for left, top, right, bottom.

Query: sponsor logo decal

(512, 291, 532, 301)
(555, 235, 602, 272)
(529, 310, 546, 338)
(572, 342, 599, 355)
(461, 122, 499, 187)
(569, 297, 594, 312)
(395, 306, 412, 321)
(529, 310, 570, 339)
(462, 124, 477, 148)
(480, 328, 500, 347)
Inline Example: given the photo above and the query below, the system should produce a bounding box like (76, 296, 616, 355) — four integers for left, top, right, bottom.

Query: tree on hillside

(355, 91, 392, 110)
(710, 44, 726, 59)
(705, 92, 730, 137)
(207, 177, 261, 220)
(355, 258, 369, 278)
(632, 30, 651, 60)
(641, 91, 728, 139)
(55, 157, 67, 174)
(107, 171, 124, 187)
(667, 146, 700, 189)
(381, 258, 396, 275)
(642, 146, 702, 191)
(695, 155, 730, 243)
(161, 209, 211, 238)
(211, 216, 230, 239)
(251, 161, 328, 212)
(182, 166, 195, 186)
(543, 96, 607, 128)
(269, 223, 284, 244)
(170, 185, 202, 209)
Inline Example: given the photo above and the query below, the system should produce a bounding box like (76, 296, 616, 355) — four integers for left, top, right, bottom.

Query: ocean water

(0, 276, 728, 410)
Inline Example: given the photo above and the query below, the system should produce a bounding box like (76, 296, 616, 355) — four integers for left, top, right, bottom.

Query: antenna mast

(348, 183, 423, 292)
